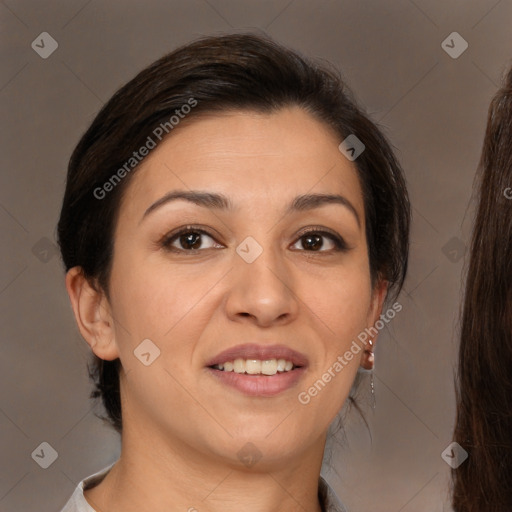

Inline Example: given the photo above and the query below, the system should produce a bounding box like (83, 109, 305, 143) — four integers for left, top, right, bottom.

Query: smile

(205, 344, 308, 397)
(211, 358, 296, 375)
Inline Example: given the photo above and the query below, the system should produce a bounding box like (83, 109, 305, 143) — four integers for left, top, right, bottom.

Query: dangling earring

(368, 339, 376, 410)
(358, 339, 376, 409)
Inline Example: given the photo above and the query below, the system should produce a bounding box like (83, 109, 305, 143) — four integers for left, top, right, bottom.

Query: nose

(224, 239, 300, 327)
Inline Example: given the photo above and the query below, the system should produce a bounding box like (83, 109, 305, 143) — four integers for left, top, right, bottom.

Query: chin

(217, 428, 311, 467)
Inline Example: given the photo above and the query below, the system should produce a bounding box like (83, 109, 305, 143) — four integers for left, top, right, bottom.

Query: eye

(159, 225, 349, 254)
(160, 226, 222, 252)
(291, 227, 348, 253)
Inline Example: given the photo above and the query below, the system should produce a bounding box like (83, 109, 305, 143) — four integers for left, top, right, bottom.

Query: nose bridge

(227, 232, 298, 324)
(236, 233, 289, 292)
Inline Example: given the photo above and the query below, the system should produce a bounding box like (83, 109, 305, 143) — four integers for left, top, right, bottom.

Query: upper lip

(205, 343, 309, 368)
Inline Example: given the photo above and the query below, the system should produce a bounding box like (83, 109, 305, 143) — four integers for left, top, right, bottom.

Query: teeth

(261, 359, 277, 375)
(233, 358, 245, 373)
(213, 358, 296, 375)
(245, 359, 261, 374)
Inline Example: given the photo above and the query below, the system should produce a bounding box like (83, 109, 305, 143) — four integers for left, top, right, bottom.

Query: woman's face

(101, 106, 385, 469)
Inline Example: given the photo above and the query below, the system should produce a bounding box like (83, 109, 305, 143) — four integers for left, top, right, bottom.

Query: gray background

(1, 1, 511, 511)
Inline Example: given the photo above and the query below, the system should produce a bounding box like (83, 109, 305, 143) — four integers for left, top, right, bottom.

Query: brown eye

(292, 228, 348, 253)
(300, 233, 324, 251)
(161, 227, 221, 252)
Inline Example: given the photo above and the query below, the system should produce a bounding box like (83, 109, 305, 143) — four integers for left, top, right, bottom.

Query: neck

(84, 418, 326, 512)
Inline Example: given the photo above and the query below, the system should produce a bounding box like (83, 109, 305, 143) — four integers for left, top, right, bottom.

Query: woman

(57, 32, 410, 512)
(452, 65, 512, 511)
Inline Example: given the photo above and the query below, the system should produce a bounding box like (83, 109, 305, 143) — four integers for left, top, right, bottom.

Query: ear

(65, 267, 120, 361)
(359, 279, 388, 370)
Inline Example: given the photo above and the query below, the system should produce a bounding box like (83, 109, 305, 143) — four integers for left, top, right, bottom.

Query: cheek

(110, 260, 217, 436)
(304, 258, 373, 346)
(110, 254, 210, 339)
(296, 260, 372, 412)
(108, 255, 226, 396)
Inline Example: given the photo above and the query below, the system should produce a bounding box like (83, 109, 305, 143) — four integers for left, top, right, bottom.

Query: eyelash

(159, 225, 349, 254)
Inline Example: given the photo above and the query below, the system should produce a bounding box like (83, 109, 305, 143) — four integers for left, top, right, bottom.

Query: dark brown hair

(452, 65, 512, 510)
(57, 32, 410, 434)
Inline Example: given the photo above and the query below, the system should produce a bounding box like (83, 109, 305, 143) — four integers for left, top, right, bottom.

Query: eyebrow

(141, 190, 361, 228)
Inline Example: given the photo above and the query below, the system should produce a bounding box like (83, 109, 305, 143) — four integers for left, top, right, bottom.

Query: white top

(60, 461, 347, 512)
(59, 462, 116, 512)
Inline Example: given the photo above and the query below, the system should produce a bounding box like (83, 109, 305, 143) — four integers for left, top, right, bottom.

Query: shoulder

(318, 475, 349, 512)
(59, 462, 117, 512)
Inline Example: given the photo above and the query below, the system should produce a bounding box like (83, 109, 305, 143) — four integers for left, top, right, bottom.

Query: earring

(368, 339, 376, 410)
(370, 371, 376, 409)
(358, 339, 376, 409)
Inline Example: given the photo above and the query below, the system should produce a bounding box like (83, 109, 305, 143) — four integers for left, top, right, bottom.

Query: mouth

(210, 358, 299, 375)
(205, 343, 308, 397)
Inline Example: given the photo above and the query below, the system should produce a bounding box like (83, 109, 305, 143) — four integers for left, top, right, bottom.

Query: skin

(66, 106, 387, 512)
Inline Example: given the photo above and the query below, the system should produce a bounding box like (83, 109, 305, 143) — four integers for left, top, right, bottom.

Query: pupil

(179, 233, 323, 251)
(304, 234, 322, 251)
(182, 232, 201, 249)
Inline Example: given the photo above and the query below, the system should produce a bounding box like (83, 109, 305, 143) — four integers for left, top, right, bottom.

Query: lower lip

(206, 367, 306, 397)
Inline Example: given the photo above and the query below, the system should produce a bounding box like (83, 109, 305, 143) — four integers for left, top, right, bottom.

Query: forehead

(122, 107, 365, 222)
